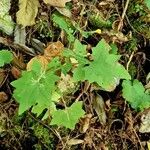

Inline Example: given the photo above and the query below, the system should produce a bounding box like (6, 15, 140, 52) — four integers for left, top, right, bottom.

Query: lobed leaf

(50, 101, 85, 129)
(52, 13, 75, 42)
(11, 59, 59, 115)
(0, 50, 13, 67)
(122, 79, 150, 111)
(73, 39, 131, 91)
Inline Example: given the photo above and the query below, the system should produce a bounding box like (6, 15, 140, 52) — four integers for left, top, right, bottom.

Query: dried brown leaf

(11, 66, 21, 79)
(27, 56, 48, 71)
(43, 0, 71, 7)
(0, 92, 8, 103)
(67, 138, 84, 145)
(93, 94, 107, 125)
(44, 41, 64, 61)
(0, 69, 6, 87)
(80, 114, 92, 133)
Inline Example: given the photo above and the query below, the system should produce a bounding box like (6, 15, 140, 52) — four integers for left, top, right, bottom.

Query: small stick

(118, 0, 130, 31)
(126, 51, 134, 71)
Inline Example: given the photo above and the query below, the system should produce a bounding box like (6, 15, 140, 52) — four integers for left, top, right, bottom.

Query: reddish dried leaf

(0, 91, 8, 103)
(44, 41, 64, 61)
(11, 66, 21, 79)
(27, 55, 49, 71)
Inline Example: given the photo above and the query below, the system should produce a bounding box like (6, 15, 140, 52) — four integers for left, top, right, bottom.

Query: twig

(126, 51, 134, 71)
(118, 0, 130, 31)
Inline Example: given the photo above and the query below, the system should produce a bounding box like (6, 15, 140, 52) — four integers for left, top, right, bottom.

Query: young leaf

(0, 0, 15, 35)
(52, 13, 75, 42)
(74, 39, 131, 91)
(0, 50, 13, 67)
(50, 101, 85, 129)
(73, 39, 87, 56)
(63, 40, 89, 81)
(144, 0, 150, 10)
(11, 59, 59, 115)
(17, 0, 39, 27)
(122, 79, 150, 111)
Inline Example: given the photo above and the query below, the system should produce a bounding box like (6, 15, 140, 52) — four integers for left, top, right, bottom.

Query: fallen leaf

(43, 0, 71, 7)
(0, 0, 15, 35)
(12, 53, 26, 69)
(27, 56, 48, 71)
(0, 91, 8, 103)
(93, 93, 107, 125)
(17, 0, 39, 26)
(30, 38, 45, 54)
(56, 7, 71, 18)
(11, 66, 21, 79)
(44, 41, 64, 61)
(147, 142, 150, 150)
(139, 109, 150, 133)
(80, 114, 92, 133)
(67, 138, 84, 145)
(14, 25, 26, 45)
(0, 69, 6, 87)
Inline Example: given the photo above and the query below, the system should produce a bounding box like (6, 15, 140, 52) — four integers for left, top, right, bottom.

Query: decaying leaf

(0, 92, 8, 103)
(80, 114, 92, 133)
(11, 66, 21, 79)
(67, 138, 84, 145)
(58, 73, 78, 95)
(30, 38, 45, 53)
(147, 142, 150, 150)
(27, 56, 48, 71)
(56, 7, 72, 18)
(17, 0, 39, 26)
(43, 0, 71, 7)
(0, 69, 6, 87)
(139, 110, 150, 133)
(12, 54, 26, 69)
(44, 41, 64, 61)
(14, 25, 26, 45)
(93, 94, 107, 125)
(0, 0, 15, 35)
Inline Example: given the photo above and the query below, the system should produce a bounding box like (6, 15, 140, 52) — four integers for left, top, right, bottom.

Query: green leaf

(144, 0, 150, 10)
(73, 39, 87, 56)
(0, 50, 13, 67)
(75, 39, 131, 91)
(73, 65, 85, 81)
(122, 80, 150, 111)
(110, 43, 118, 54)
(50, 101, 85, 129)
(52, 13, 75, 42)
(0, 0, 15, 35)
(16, 0, 39, 27)
(11, 59, 59, 115)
